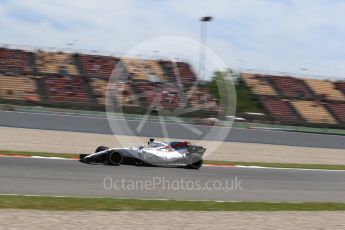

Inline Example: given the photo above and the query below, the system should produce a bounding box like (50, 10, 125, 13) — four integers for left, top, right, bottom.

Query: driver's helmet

(169, 141, 189, 150)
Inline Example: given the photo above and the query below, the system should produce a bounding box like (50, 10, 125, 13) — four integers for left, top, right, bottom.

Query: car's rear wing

(188, 145, 206, 155)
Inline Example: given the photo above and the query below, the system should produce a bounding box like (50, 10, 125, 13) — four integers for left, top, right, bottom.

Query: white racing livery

(80, 139, 206, 169)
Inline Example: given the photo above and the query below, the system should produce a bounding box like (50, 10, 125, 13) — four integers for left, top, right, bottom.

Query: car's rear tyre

(186, 154, 203, 169)
(95, 146, 109, 153)
(107, 150, 123, 166)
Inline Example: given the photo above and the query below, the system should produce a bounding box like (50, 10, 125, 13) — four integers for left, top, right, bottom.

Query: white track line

(0, 193, 306, 203)
(31, 156, 73, 160)
(234, 165, 345, 172)
(1, 154, 345, 172)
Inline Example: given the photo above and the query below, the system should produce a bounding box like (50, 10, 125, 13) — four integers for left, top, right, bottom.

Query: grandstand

(259, 97, 302, 124)
(291, 100, 337, 124)
(159, 61, 197, 85)
(89, 78, 107, 104)
(0, 74, 39, 102)
(0, 46, 344, 128)
(112, 82, 139, 106)
(122, 58, 167, 82)
(35, 51, 79, 76)
(132, 82, 181, 109)
(335, 81, 345, 94)
(0, 48, 33, 74)
(269, 75, 313, 99)
(78, 54, 119, 78)
(187, 85, 218, 111)
(241, 73, 345, 127)
(0, 46, 216, 115)
(43, 76, 89, 104)
(240, 73, 277, 96)
(326, 102, 345, 124)
(304, 79, 345, 101)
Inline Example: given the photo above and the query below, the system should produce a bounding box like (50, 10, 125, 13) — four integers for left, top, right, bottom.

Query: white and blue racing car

(80, 139, 206, 169)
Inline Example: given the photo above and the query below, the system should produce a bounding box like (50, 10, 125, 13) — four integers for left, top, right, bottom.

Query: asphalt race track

(1, 110, 344, 202)
(1, 157, 344, 202)
(1, 110, 344, 148)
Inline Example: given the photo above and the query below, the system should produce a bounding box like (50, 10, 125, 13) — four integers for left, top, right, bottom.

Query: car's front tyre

(107, 150, 123, 166)
(79, 154, 90, 164)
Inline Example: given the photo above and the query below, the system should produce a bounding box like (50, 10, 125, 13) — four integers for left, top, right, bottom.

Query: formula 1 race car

(79, 139, 206, 169)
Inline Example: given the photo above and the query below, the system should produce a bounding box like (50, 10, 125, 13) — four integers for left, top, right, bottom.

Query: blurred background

(0, 0, 344, 131)
(0, 44, 344, 129)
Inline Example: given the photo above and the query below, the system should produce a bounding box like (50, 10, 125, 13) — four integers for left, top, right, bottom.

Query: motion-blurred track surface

(1, 157, 344, 202)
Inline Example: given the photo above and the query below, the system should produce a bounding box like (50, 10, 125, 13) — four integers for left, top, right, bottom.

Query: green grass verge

(1, 195, 345, 211)
(1, 150, 345, 170)
(0, 150, 78, 159)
